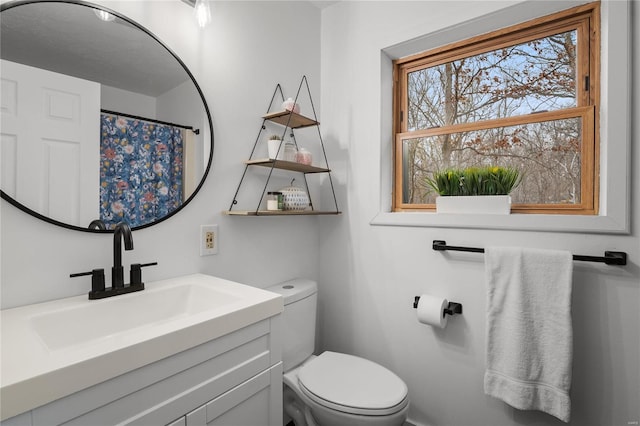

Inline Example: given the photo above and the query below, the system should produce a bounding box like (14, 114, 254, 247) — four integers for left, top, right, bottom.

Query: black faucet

(112, 222, 134, 289)
(71, 221, 157, 299)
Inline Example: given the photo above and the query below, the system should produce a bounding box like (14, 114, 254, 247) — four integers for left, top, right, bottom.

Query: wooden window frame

(392, 2, 600, 215)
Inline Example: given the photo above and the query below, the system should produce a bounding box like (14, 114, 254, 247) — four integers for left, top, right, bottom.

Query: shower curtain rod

(432, 240, 627, 266)
(101, 109, 200, 135)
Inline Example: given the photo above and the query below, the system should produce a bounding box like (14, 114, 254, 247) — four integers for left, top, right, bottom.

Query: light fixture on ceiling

(193, 0, 212, 28)
(93, 9, 116, 22)
(180, 0, 212, 28)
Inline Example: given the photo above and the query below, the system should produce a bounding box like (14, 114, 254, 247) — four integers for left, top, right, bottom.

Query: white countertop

(0, 274, 283, 421)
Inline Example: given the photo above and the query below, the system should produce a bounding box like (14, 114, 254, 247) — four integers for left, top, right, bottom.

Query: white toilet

(267, 279, 409, 426)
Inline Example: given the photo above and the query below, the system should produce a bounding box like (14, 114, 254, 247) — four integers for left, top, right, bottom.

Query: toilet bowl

(266, 279, 409, 426)
(284, 353, 409, 426)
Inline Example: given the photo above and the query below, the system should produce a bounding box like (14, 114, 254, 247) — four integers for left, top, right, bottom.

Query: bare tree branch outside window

(394, 3, 599, 214)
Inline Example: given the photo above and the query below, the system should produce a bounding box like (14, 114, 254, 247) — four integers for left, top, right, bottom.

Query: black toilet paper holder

(413, 296, 463, 317)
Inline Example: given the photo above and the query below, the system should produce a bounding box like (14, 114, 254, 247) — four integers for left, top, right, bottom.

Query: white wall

(157, 79, 208, 196)
(0, 0, 322, 307)
(101, 84, 157, 118)
(318, 1, 639, 426)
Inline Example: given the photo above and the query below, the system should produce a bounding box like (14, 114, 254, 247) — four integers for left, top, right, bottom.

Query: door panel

(0, 59, 99, 226)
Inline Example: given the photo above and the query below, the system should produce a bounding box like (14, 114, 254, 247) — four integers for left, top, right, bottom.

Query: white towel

(484, 246, 573, 422)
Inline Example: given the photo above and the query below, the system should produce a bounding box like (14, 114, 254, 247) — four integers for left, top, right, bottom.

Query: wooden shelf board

(262, 111, 318, 128)
(224, 210, 341, 216)
(245, 159, 330, 173)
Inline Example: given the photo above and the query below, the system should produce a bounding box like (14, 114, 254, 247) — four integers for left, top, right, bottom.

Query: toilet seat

(297, 351, 409, 416)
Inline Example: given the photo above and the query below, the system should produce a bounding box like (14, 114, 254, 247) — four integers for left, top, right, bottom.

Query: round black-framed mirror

(0, 0, 213, 232)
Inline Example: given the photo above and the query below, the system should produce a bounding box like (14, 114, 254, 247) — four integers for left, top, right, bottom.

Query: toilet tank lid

(266, 279, 317, 305)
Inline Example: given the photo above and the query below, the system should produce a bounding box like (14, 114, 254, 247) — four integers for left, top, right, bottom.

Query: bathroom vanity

(0, 274, 283, 425)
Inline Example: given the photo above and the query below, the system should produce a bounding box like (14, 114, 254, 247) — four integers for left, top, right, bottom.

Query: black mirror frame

(0, 0, 214, 233)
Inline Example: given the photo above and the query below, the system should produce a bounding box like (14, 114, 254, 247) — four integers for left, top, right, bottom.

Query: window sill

(370, 211, 629, 235)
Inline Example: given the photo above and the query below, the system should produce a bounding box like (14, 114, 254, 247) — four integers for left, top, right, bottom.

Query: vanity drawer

(184, 362, 282, 426)
(24, 318, 280, 426)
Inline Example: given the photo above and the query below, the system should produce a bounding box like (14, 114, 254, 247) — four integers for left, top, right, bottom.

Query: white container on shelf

(267, 138, 281, 159)
(279, 183, 310, 211)
(435, 195, 511, 214)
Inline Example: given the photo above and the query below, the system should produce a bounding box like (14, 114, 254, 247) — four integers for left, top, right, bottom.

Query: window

(393, 2, 600, 214)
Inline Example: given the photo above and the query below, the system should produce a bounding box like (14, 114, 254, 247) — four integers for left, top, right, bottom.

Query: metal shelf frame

(226, 76, 340, 216)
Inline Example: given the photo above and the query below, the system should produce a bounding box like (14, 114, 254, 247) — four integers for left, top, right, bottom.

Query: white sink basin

(1, 274, 283, 421)
(30, 282, 241, 351)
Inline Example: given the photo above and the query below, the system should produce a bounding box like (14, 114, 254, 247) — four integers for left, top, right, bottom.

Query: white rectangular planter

(436, 195, 511, 214)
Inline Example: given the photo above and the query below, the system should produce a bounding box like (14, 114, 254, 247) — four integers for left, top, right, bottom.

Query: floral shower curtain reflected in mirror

(100, 114, 184, 229)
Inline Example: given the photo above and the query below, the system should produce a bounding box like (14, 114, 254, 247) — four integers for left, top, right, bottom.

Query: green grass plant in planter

(426, 166, 522, 197)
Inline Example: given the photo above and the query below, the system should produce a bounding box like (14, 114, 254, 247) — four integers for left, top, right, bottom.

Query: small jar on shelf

(266, 192, 283, 211)
(295, 148, 312, 165)
(283, 141, 297, 162)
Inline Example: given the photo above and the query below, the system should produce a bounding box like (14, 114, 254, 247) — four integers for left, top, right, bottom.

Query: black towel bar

(432, 240, 627, 266)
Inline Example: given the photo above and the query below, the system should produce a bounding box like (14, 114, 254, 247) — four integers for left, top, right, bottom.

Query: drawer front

(30, 319, 276, 426)
(69, 336, 270, 425)
(0, 411, 32, 426)
(187, 362, 283, 426)
(128, 338, 271, 426)
(166, 417, 186, 426)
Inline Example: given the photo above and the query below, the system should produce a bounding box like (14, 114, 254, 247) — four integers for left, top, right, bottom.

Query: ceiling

(1, 1, 340, 98)
(0, 2, 189, 97)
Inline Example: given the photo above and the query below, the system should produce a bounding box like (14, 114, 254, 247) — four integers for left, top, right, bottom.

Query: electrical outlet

(200, 224, 218, 256)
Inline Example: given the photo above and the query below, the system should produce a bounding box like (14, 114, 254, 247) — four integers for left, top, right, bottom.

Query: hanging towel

(484, 247, 573, 422)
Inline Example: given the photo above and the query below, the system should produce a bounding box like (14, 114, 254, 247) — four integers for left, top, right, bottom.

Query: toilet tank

(266, 279, 317, 371)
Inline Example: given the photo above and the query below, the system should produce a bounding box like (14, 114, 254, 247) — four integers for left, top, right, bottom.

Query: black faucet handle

(87, 219, 106, 230)
(70, 268, 106, 295)
(130, 262, 158, 287)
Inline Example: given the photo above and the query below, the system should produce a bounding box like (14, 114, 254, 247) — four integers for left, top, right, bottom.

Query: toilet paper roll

(416, 294, 448, 328)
